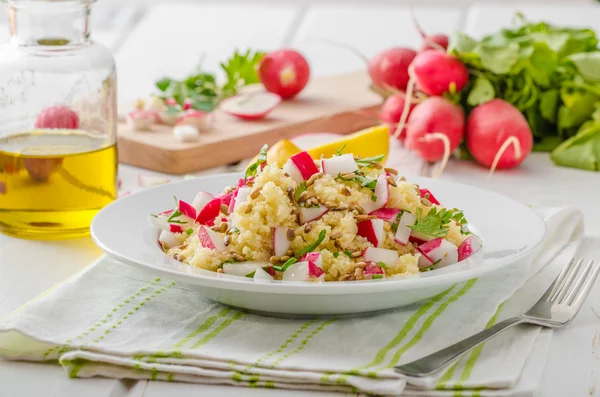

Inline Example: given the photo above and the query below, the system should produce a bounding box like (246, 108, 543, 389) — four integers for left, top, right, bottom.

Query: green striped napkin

(0, 207, 583, 396)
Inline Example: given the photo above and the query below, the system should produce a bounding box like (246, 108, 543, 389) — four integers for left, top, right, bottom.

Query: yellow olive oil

(0, 130, 117, 239)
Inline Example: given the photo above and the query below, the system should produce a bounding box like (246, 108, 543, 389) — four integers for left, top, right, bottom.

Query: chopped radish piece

(148, 214, 169, 231)
(394, 211, 417, 245)
(282, 261, 310, 282)
(159, 230, 184, 249)
(299, 205, 329, 224)
(198, 226, 226, 251)
(217, 191, 235, 207)
(253, 267, 274, 282)
(416, 247, 434, 269)
(273, 226, 291, 257)
(159, 106, 183, 125)
(138, 174, 169, 188)
(231, 187, 251, 213)
(290, 151, 319, 180)
(321, 154, 357, 176)
(283, 159, 304, 184)
(419, 188, 440, 205)
(363, 174, 389, 213)
(222, 262, 267, 277)
(308, 261, 324, 278)
(370, 208, 401, 222)
(364, 263, 385, 275)
(127, 110, 158, 131)
(458, 235, 483, 262)
(410, 230, 437, 243)
(299, 252, 323, 268)
(363, 247, 398, 267)
(196, 198, 221, 225)
(357, 219, 385, 247)
(419, 238, 458, 267)
(220, 92, 281, 120)
(192, 191, 214, 213)
(169, 224, 184, 233)
(175, 110, 212, 131)
(178, 200, 197, 220)
(173, 124, 200, 142)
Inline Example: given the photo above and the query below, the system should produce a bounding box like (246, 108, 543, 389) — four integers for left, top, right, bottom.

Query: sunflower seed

(383, 222, 391, 231)
(297, 191, 308, 203)
(355, 205, 367, 215)
(370, 162, 383, 169)
(399, 176, 406, 182)
(304, 224, 312, 233)
(306, 172, 323, 186)
(384, 167, 398, 175)
(219, 222, 229, 233)
(270, 256, 280, 264)
(420, 198, 432, 206)
(354, 267, 364, 280)
(338, 274, 351, 281)
(286, 228, 295, 241)
(387, 175, 397, 187)
(220, 204, 230, 215)
(224, 235, 231, 247)
(232, 253, 245, 262)
(244, 204, 253, 214)
(286, 249, 294, 256)
(355, 214, 375, 222)
(324, 201, 337, 209)
(332, 206, 348, 211)
(341, 187, 351, 196)
(280, 255, 290, 262)
(330, 231, 342, 240)
(250, 187, 261, 199)
(217, 268, 224, 273)
(351, 250, 362, 258)
(341, 173, 356, 180)
(355, 261, 367, 268)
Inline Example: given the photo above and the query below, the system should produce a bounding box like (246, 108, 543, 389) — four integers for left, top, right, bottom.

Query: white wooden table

(2, 2, 600, 396)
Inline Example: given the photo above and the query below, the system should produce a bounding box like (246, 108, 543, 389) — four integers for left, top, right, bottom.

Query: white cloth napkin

(0, 207, 583, 396)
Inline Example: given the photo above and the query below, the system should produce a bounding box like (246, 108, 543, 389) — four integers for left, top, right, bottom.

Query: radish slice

(217, 191, 235, 207)
(458, 235, 483, 262)
(321, 154, 357, 176)
(273, 227, 291, 257)
(419, 188, 440, 205)
(159, 230, 184, 249)
(232, 187, 251, 213)
(222, 262, 267, 277)
(364, 174, 389, 213)
(196, 198, 221, 225)
(192, 191, 214, 213)
(198, 226, 226, 251)
(308, 261, 324, 278)
(253, 267, 274, 282)
(290, 151, 319, 180)
(283, 159, 304, 184)
(370, 208, 401, 222)
(416, 247, 434, 269)
(299, 252, 323, 268)
(148, 214, 170, 231)
(357, 219, 384, 247)
(220, 92, 281, 120)
(363, 247, 398, 267)
(364, 263, 385, 275)
(178, 200, 197, 220)
(169, 224, 184, 233)
(419, 238, 458, 267)
(282, 261, 310, 282)
(299, 205, 329, 224)
(394, 211, 417, 245)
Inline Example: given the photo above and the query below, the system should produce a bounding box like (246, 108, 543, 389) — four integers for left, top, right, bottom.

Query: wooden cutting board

(117, 71, 383, 174)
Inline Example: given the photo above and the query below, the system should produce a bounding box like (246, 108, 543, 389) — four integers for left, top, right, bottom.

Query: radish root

(408, 1, 445, 52)
(393, 65, 416, 140)
(488, 136, 522, 178)
(313, 36, 369, 63)
(418, 133, 451, 179)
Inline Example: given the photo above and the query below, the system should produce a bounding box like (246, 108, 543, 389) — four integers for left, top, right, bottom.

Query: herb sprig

(245, 144, 268, 180)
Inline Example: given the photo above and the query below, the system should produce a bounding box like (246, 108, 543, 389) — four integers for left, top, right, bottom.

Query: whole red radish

(420, 34, 449, 51)
(258, 49, 310, 99)
(368, 47, 417, 91)
(405, 97, 465, 169)
(411, 51, 468, 96)
(34, 106, 79, 129)
(379, 93, 416, 141)
(467, 99, 533, 171)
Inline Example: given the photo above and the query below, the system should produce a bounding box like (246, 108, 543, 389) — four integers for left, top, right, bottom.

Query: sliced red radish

(253, 267, 274, 282)
(231, 187, 251, 213)
(419, 188, 440, 205)
(192, 191, 214, 213)
(299, 205, 329, 224)
(196, 198, 221, 225)
(357, 219, 385, 247)
(364, 262, 385, 275)
(320, 154, 357, 176)
(273, 227, 291, 257)
(169, 224, 184, 233)
(220, 92, 281, 120)
(159, 230, 184, 249)
(416, 247, 434, 269)
(419, 238, 458, 267)
(299, 252, 323, 268)
(370, 208, 401, 222)
(290, 151, 319, 180)
(222, 262, 267, 277)
(198, 226, 226, 251)
(178, 199, 197, 220)
(217, 191, 235, 207)
(282, 261, 310, 282)
(363, 247, 398, 267)
(394, 211, 417, 245)
(458, 235, 483, 262)
(308, 261, 324, 278)
(175, 110, 212, 131)
(127, 110, 158, 131)
(283, 159, 304, 184)
(363, 174, 389, 213)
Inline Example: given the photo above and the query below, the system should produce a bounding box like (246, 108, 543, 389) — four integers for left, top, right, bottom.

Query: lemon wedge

(307, 125, 390, 163)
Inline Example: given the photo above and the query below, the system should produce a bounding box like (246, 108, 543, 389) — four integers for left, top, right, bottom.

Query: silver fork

(395, 257, 600, 377)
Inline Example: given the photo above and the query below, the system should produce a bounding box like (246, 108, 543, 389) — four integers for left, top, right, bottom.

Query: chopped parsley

(333, 252, 340, 258)
(355, 154, 384, 167)
(335, 144, 347, 156)
(167, 210, 186, 224)
(371, 195, 377, 202)
(185, 228, 194, 235)
(378, 261, 386, 268)
(354, 175, 377, 190)
(343, 250, 353, 258)
(246, 271, 256, 278)
(295, 181, 307, 201)
(274, 257, 297, 272)
(245, 144, 268, 180)
(450, 209, 471, 235)
(391, 222, 399, 233)
(295, 229, 326, 257)
(408, 207, 458, 238)
(373, 274, 383, 279)
(229, 227, 240, 234)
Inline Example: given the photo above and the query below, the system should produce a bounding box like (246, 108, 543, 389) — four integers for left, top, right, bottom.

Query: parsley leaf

(355, 155, 384, 167)
(229, 227, 240, 234)
(167, 210, 186, 224)
(354, 175, 377, 190)
(408, 207, 453, 238)
(274, 257, 298, 272)
(333, 252, 340, 258)
(378, 261, 386, 268)
(371, 195, 377, 202)
(296, 229, 326, 257)
(245, 144, 268, 180)
(246, 271, 256, 278)
(295, 181, 307, 201)
(185, 228, 194, 236)
(220, 49, 265, 98)
(373, 274, 383, 279)
(335, 144, 347, 156)
(343, 250, 353, 258)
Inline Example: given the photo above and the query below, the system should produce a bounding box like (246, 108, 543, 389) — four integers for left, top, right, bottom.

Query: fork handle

(394, 317, 526, 377)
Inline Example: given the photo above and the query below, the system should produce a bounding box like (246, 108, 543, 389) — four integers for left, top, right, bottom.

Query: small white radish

(159, 105, 183, 125)
(273, 226, 291, 257)
(192, 191, 214, 213)
(458, 234, 483, 262)
(290, 151, 319, 180)
(282, 261, 310, 282)
(253, 267, 274, 282)
(419, 238, 458, 267)
(195, 198, 221, 225)
(321, 154, 357, 176)
(198, 226, 226, 251)
(370, 208, 400, 222)
(127, 110, 158, 131)
(394, 211, 417, 245)
(357, 219, 384, 247)
(175, 110, 213, 131)
(415, 247, 434, 269)
(363, 247, 398, 267)
(159, 230, 184, 249)
(222, 262, 267, 277)
(173, 124, 200, 142)
(299, 252, 323, 268)
(299, 205, 329, 224)
(220, 92, 281, 120)
(169, 224, 184, 233)
(363, 174, 389, 213)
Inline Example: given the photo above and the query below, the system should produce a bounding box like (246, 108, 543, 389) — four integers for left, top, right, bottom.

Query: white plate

(91, 173, 546, 316)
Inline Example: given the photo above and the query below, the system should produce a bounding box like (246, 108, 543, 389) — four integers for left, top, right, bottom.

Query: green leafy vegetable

(378, 261, 386, 268)
(373, 275, 383, 279)
(355, 155, 384, 167)
(333, 252, 340, 258)
(167, 210, 186, 225)
(274, 257, 298, 272)
(295, 181, 307, 201)
(467, 76, 495, 106)
(353, 175, 377, 190)
(246, 271, 256, 278)
(371, 195, 377, 202)
(230, 227, 240, 234)
(335, 144, 347, 156)
(343, 250, 353, 258)
(296, 229, 326, 257)
(245, 144, 268, 180)
(551, 112, 600, 170)
(185, 228, 194, 236)
(409, 207, 453, 238)
(220, 50, 265, 97)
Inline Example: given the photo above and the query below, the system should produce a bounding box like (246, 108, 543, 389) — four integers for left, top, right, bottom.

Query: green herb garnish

(373, 274, 383, 279)
(355, 155, 384, 167)
(343, 250, 353, 258)
(420, 259, 441, 272)
(296, 229, 326, 257)
(378, 261, 386, 268)
(246, 271, 256, 278)
(371, 195, 377, 202)
(335, 144, 347, 156)
(274, 257, 298, 272)
(185, 228, 194, 236)
(229, 227, 240, 234)
(295, 181, 307, 201)
(333, 252, 340, 258)
(408, 207, 455, 238)
(167, 210, 186, 224)
(354, 175, 377, 190)
(245, 144, 268, 180)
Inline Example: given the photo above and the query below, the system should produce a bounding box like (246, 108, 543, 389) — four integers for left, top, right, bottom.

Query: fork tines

(549, 257, 600, 306)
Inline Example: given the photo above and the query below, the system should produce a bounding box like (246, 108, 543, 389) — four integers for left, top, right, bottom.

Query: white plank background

(1, 2, 600, 397)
